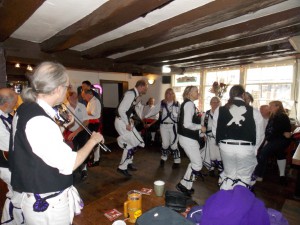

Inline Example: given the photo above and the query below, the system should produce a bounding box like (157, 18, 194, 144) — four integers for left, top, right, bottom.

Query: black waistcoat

(216, 100, 256, 144)
(178, 99, 201, 141)
(9, 102, 73, 193)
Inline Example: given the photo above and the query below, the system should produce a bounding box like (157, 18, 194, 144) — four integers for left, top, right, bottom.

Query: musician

(176, 86, 206, 196)
(144, 88, 181, 168)
(81, 89, 101, 167)
(201, 96, 223, 176)
(212, 85, 264, 190)
(115, 80, 147, 177)
(0, 88, 24, 224)
(9, 61, 103, 225)
(65, 91, 89, 180)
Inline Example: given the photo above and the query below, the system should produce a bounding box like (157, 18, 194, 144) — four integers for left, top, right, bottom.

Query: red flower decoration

(209, 81, 228, 98)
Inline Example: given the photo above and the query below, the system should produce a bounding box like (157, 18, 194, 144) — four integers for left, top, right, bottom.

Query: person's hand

(201, 126, 206, 133)
(89, 132, 104, 145)
(283, 132, 292, 139)
(126, 124, 132, 131)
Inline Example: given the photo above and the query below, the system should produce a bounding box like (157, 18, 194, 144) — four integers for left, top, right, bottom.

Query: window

(245, 65, 294, 110)
(173, 73, 201, 107)
(203, 69, 240, 111)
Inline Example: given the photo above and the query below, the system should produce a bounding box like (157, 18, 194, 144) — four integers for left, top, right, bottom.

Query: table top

(73, 181, 165, 225)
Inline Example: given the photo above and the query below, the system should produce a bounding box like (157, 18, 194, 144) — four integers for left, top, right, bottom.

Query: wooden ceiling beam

(4, 38, 181, 75)
(40, 0, 174, 52)
(82, 0, 285, 58)
(135, 23, 300, 65)
(0, 0, 45, 41)
(117, 7, 300, 63)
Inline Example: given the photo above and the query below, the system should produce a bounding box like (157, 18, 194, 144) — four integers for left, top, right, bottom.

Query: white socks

(277, 159, 286, 176)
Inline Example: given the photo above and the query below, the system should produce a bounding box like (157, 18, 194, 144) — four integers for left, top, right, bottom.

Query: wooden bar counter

(73, 181, 165, 225)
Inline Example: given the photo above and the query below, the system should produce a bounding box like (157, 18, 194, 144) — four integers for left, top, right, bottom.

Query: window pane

(247, 65, 293, 84)
(205, 70, 240, 85)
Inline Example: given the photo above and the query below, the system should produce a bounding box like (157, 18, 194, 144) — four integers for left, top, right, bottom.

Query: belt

(220, 140, 253, 146)
(162, 122, 175, 124)
(89, 119, 100, 124)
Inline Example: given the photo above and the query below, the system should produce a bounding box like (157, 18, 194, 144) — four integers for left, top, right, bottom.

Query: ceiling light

(162, 65, 171, 73)
(15, 63, 20, 68)
(27, 65, 33, 71)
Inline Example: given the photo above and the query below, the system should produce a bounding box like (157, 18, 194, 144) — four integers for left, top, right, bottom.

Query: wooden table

(73, 181, 165, 225)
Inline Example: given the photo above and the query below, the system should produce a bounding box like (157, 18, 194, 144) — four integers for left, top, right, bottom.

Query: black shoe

(160, 160, 165, 167)
(172, 163, 180, 169)
(176, 183, 193, 196)
(81, 170, 88, 181)
(117, 168, 132, 177)
(88, 160, 99, 167)
(128, 164, 137, 171)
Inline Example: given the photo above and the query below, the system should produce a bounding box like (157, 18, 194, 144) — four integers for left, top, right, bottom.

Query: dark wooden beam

(40, 0, 173, 52)
(4, 38, 182, 75)
(82, 0, 286, 58)
(117, 7, 300, 63)
(134, 23, 300, 66)
(0, 0, 45, 41)
(173, 43, 294, 67)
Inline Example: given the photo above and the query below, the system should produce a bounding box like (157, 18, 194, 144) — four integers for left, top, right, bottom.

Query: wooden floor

(75, 140, 300, 225)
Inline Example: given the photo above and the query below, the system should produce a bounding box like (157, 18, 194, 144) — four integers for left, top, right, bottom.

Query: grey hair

(0, 88, 16, 106)
(21, 61, 68, 102)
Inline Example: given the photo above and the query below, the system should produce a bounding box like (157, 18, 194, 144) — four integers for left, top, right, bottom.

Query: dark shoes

(172, 163, 180, 169)
(128, 164, 137, 171)
(117, 168, 132, 177)
(81, 170, 88, 181)
(88, 160, 100, 167)
(176, 183, 194, 196)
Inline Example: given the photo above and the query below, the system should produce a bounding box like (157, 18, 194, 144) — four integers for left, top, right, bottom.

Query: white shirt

(0, 110, 10, 151)
(182, 101, 201, 130)
(142, 105, 159, 120)
(118, 88, 141, 125)
(212, 97, 264, 153)
(145, 101, 179, 123)
(66, 102, 89, 132)
(23, 99, 77, 175)
(87, 96, 101, 120)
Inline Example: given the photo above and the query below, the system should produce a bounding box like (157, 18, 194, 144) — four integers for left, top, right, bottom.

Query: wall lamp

(148, 79, 155, 85)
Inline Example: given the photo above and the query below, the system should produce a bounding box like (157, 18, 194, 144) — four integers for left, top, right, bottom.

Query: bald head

(260, 105, 270, 119)
(0, 88, 18, 113)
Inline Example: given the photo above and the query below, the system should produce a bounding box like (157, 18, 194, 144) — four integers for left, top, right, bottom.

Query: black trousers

(255, 138, 290, 177)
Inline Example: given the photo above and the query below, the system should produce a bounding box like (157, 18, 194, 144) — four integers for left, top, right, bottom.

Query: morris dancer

(9, 62, 103, 225)
(115, 80, 147, 177)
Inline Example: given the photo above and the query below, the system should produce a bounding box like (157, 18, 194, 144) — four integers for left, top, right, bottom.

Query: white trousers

(179, 135, 203, 190)
(12, 186, 82, 225)
(115, 117, 144, 170)
(201, 136, 222, 170)
(160, 124, 180, 163)
(1, 167, 24, 225)
(218, 142, 257, 190)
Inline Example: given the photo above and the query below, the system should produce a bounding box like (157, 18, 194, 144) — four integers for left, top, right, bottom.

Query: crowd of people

(0, 60, 299, 224)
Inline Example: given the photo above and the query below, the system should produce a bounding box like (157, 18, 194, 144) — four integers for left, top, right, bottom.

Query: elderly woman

(201, 96, 223, 176)
(255, 100, 291, 185)
(145, 88, 181, 168)
(9, 61, 103, 225)
(176, 86, 206, 196)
